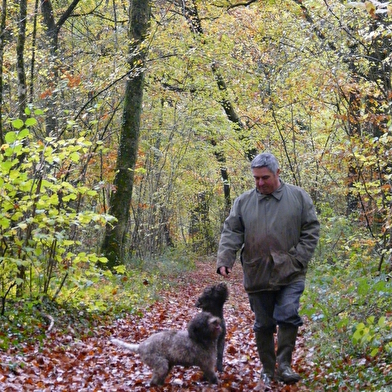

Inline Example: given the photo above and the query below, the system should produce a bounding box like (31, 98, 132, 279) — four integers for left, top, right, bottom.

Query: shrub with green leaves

(0, 110, 115, 313)
(352, 316, 392, 357)
(302, 211, 392, 389)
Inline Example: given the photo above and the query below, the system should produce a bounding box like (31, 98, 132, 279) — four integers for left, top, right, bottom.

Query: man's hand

(219, 266, 232, 277)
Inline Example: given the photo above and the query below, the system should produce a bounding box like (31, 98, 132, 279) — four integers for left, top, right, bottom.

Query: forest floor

(0, 259, 317, 391)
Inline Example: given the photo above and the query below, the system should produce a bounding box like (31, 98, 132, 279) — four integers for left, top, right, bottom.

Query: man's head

(251, 153, 281, 194)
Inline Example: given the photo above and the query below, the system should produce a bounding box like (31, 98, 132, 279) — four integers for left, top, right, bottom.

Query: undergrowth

(0, 248, 196, 351)
(301, 213, 392, 390)
(2, 200, 392, 390)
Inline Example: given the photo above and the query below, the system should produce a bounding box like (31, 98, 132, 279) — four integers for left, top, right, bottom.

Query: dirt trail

(0, 259, 311, 391)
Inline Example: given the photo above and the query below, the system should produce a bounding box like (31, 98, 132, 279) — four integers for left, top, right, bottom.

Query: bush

(0, 110, 115, 314)
(302, 213, 392, 390)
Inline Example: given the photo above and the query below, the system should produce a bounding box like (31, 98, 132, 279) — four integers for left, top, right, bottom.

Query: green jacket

(217, 181, 320, 293)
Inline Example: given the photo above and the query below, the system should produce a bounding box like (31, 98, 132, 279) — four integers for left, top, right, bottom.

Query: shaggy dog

(195, 282, 229, 372)
(111, 311, 221, 386)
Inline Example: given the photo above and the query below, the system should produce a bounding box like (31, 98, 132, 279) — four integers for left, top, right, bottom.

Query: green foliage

(0, 113, 115, 312)
(126, 245, 196, 277)
(0, 249, 196, 351)
(62, 266, 159, 314)
(302, 212, 392, 390)
(0, 300, 48, 350)
(1, 1, 391, 388)
(352, 316, 392, 357)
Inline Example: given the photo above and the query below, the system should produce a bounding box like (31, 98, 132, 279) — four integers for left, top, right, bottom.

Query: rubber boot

(276, 324, 302, 384)
(255, 330, 276, 390)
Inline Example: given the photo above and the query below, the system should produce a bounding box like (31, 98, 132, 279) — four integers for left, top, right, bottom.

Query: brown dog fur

(111, 311, 221, 386)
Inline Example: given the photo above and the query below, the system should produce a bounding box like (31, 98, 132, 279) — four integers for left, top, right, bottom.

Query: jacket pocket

(270, 251, 303, 285)
(241, 256, 273, 292)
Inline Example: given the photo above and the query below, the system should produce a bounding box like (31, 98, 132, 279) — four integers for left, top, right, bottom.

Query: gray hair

(250, 153, 279, 174)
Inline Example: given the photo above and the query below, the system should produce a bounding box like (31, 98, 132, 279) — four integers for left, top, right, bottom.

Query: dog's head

(187, 312, 222, 345)
(195, 283, 229, 309)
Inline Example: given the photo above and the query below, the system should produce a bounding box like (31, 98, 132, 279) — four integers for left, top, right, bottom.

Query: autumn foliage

(1, 0, 392, 390)
(0, 260, 309, 391)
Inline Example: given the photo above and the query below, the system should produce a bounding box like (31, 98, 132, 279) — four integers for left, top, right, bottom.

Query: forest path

(0, 259, 313, 391)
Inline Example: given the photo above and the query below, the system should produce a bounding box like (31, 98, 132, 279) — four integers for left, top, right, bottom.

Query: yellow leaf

(365, 1, 376, 15)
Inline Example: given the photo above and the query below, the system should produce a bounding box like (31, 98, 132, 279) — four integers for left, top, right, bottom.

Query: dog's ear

(188, 312, 221, 345)
(188, 312, 205, 340)
(217, 283, 229, 302)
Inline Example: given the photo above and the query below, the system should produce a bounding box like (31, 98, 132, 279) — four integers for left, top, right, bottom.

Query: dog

(111, 311, 221, 386)
(195, 282, 229, 372)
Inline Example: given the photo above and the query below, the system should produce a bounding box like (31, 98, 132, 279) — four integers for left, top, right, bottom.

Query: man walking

(217, 152, 319, 389)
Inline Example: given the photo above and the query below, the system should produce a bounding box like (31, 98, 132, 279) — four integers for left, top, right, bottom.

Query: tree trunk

(16, 0, 27, 121)
(15, 0, 27, 297)
(40, 0, 81, 135)
(101, 0, 151, 269)
(0, 0, 7, 145)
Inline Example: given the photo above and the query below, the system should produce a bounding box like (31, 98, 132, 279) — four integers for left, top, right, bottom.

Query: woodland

(1, 0, 392, 390)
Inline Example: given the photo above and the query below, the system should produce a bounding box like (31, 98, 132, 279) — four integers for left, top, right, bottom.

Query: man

(217, 152, 319, 389)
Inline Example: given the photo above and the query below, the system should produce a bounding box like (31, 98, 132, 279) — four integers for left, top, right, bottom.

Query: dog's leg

(216, 333, 225, 372)
(148, 357, 170, 386)
(201, 368, 218, 384)
(215, 319, 226, 372)
(200, 359, 218, 384)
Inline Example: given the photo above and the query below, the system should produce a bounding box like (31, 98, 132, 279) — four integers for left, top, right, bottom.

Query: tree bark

(40, 0, 81, 135)
(101, 0, 151, 269)
(0, 0, 7, 144)
(15, 0, 27, 297)
(16, 0, 27, 121)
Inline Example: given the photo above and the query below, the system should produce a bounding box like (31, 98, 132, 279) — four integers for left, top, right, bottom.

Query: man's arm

(216, 198, 244, 274)
(294, 192, 320, 267)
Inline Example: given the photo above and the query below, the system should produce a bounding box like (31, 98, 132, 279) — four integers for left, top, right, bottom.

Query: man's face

(252, 167, 281, 195)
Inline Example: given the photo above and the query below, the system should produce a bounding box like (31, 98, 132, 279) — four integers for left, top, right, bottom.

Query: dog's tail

(111, 337, 139, 352)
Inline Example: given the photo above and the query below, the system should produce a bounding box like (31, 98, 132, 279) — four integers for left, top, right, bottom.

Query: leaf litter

(0, 259, 312, 391)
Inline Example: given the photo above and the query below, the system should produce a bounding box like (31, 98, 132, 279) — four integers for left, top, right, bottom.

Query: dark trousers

(248, 280, 305, 332)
